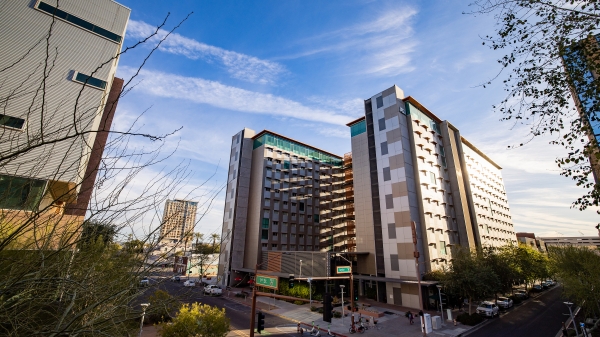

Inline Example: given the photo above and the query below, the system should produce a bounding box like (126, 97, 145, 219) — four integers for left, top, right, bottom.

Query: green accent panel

(0, 175, 46, 211)
(283, 160, 290, 169)
(261, 230, 269, 240)
(313, 214, 319, 223)
(406, 102, 440, 133)
(350, 120, 366, 137)
(253, 132, 342, 166)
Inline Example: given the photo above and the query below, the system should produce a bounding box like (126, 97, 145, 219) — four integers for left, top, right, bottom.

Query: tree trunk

(468, 296, 472, 315)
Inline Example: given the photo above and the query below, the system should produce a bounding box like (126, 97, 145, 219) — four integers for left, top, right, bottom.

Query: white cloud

(118, 67, 356, 125)
(284, 8, 418, 76)
(126, 20, 285, 85)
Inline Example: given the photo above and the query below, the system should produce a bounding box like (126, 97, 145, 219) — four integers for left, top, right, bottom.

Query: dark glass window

(381, 141, 389, 155)
(37, 2, 122, 43)
(74, 72, 107, 89)
(385, 194, 393, 209)
(387, 223, 396, 239)
(376, 96, 384, 108)
(299, 202, 305, 212)
(261, 230, 269, 240)
(0, 175, 46, 211)
(390, 254, 399, 271)
(0, 114, 25, 130)
(383, 167, 391, 181)
(378, 118, 386, 131)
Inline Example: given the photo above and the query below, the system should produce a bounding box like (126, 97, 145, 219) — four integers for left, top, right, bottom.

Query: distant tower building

(160, 199, 198, 244)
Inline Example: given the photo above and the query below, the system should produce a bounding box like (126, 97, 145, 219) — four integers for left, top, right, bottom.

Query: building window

(387, 223, 396, 239)
(378, 118, 386, 131)
(376, 96, 384, 108)
(0, 114, 25, 130)
(271, 244, 278, 249)
(313, 214, 319, 222)
(299, 202, 305, 211)
(261, 230, 269, 240)
(430, 172, 436, 185)
(262, 243, 268, 248)
(390, 254, 400, 271)
(36, 2, 122, 43)
(262, 218, 269, 228)
(73, 72, 107, 90)
(381, 141, 388, 155)
(383, 167, 391, 181)
(0, 175, 46, 211)
(440, 241, 447, 255)
(385, 194, 394, 209)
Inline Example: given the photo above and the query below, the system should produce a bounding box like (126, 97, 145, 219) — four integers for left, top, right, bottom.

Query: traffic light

(323, 293, 332, 323)
(257, 311, 265, 333)
(289, 275, 295, 288)
(354, 289, 358, 302)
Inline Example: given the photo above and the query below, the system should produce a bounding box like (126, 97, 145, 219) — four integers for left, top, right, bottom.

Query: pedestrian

(405, 310, 413, 324)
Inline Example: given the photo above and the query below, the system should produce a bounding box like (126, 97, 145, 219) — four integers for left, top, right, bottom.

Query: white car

(183, 280, 196, 287)
(204, 285, 223, 296)
(476, 301, 499, 317)
(497, 297, 513, 309)
(139, 277, 149, 287)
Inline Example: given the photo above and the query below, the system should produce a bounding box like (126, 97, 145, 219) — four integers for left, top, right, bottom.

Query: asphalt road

(467, 286, 567, 337)
(144, 277, 299, 337)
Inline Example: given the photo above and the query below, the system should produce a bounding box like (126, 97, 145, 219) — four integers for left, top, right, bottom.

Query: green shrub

(317, 307, 324, 314)
(310, 306, 318, 312)
(294, 300, 305, 305)
(456, 313, 484, 326)
(333, 311, 342, 318)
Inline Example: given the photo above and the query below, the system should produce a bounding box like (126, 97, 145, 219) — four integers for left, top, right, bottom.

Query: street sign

(255, 275, 278, 290)
(336, 266, 351, 274)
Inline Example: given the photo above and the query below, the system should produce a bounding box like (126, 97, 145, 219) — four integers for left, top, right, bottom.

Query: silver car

(497, 297, 513, 309)
(476, 301, 499, 317)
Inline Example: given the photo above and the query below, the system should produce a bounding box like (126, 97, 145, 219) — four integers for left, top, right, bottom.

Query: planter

(357, 309, 385, 318)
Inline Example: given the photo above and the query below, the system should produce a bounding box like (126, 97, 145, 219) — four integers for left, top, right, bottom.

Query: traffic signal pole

(250, 263, 258, 337)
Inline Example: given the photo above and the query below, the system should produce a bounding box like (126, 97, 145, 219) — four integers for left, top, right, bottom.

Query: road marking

(230, 329, 250, 337)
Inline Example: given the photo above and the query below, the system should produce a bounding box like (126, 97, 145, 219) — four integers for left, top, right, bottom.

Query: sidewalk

(224, 288, 475, 337)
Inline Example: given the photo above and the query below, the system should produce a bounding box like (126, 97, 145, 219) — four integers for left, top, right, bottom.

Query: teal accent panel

(350, 120, 366, 137)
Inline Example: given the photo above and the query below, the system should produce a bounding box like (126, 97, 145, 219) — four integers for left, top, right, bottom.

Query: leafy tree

(549, 246, 600, 319)
(79, 220, 117, 247)
(470, 0, 600, 212)
(158, 303, 230, 337)
(514, 245, 549, 290)
(147, 289, 180, 324)
(482, 245, 520, 297)
(441, 247, 500, 314)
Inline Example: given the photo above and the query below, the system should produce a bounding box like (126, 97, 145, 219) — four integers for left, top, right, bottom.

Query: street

(467, 286, 567, 337)
(145, 277, 300, 337)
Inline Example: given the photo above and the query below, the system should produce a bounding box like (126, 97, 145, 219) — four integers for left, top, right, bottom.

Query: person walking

(405, 311, 414, 325)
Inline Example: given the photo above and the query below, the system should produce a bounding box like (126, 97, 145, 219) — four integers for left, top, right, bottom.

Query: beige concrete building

(347, 85, 517, 307)
(218, 129, 351, 286)
(160, 199, 198, 244)
(539, 236, 600, 249)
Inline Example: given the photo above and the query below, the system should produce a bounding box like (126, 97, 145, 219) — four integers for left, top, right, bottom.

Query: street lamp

(340, 285, 346, 324)
(138, 303, 150, 337)
(334, 253, 354, 328)
(299, 259, 303, 278)
(436, 285, 444, 323)
(564, 302, 580, 337)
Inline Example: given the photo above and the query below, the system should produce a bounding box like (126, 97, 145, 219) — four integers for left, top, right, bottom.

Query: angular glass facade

(406, 102, 440, 133)
(350, 120, 366, 137)
(0, 175, 46, 211)
(253, 132, 342, 166)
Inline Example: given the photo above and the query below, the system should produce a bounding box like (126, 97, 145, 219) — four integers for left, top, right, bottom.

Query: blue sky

(114, 0, 599, 238)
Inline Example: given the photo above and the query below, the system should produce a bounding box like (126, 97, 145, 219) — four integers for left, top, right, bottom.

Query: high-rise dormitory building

(160, 199, 199, 244)
(218, 86, 517, 309)
(0, 1, 129, 244)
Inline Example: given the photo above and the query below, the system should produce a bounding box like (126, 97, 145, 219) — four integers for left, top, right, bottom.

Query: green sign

(337, 266, 351, 274)
(256, 275, 279, 289)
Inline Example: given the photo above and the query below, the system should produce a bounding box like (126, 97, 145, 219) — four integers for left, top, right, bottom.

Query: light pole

(308, 277, 313, 307)
(564, 302, 579, 337)
(340, 285, 346, 324)
(299, 259, 303, 278)
(334, 253, 354, 328)
(436, 285, 444, 323)
(138, 303, 150, 337)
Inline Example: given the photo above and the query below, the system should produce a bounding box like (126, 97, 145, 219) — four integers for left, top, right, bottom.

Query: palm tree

(194, 232, 204, 251)
(211, 234, 220, 253)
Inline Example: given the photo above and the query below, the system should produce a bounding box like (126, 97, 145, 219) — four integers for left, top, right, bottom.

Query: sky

(113, 0, 599, 238)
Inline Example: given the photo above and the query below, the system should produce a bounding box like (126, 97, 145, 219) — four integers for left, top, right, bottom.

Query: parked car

(497, 296, 513, 309)
(183, 280, 196, 287)
(545, 280, 556, 287)
(476, 301, 499, 317)
(204, 285, 222, 296)
(541, 282, 549, 290)
(514, 290, 529, 300)
(532, 284, 543, 292)
(171, 276, 181, 282)
(139, 277, 149, 287)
